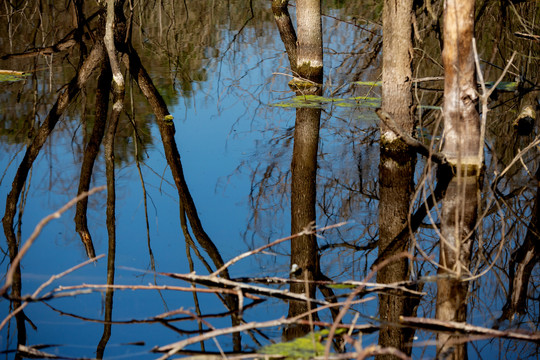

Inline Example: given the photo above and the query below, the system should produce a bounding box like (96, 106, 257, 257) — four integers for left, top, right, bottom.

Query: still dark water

(1, 1, 539, 359)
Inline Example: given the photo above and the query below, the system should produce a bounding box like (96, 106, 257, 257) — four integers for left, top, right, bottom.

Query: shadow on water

(0, 1, 539, 359)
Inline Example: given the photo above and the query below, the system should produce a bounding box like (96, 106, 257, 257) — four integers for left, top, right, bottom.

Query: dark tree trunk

(283, 105, 321, 340)
(75, 61, 111, 258)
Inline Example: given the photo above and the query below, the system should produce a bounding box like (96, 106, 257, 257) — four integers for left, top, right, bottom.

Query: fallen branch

(48, 283, 261, 300)
(399, 316, 540, 343)
(231, 277, 425, 297)
(161, 271, 331, 306)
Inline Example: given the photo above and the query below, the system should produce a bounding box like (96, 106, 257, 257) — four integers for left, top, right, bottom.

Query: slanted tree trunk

(376, 0, 417, 358)
(271, 0, 297, 74)
(436, 0, 481, 358)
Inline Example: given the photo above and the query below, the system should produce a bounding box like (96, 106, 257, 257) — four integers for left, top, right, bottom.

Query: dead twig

(399, 316, 540, 343)
(0, 255, 104, 331)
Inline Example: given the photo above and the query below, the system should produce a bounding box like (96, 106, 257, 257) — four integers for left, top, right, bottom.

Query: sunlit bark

(292, 0, 322, 85)
(380, 0, 414, 140)
(441, 0, 480, 166)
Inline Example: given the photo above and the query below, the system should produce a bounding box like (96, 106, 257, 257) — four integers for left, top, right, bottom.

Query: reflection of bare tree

(2, 40, 105, 353)
(270, 0, 325, 341)
(498, 166, 540, 324)
(1, 0, 241, 353)
(125, 36, 241, 351)
(75, 61, 111, 259)
(376, 0, 419, 357)
(96, 1, 125, 356)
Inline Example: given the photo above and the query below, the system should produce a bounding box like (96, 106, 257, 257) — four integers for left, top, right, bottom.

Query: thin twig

(211, 221, 347, 276)
(0, 255, 104, 331)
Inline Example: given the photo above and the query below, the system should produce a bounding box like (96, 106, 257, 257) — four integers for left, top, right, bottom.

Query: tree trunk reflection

(272, 0, 324, 341)
(377, 0, 418, 357)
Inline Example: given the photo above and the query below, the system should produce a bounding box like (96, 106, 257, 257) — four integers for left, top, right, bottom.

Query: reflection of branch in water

(0, 255, 103, 332)
(96, 1, 125, 355)
(182, 207, 207, 351)
(497, 167, 540, 325)
(1, 42, 105, 348)
(125, 44, 241, 350)
(75, 61, 111, 259)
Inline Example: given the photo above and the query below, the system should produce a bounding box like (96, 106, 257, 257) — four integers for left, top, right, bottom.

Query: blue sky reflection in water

(0, 4, 380, 359)
(1, 1, 539, 359)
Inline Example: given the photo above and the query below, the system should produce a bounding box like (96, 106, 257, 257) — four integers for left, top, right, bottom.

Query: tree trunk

(377, 0, 417, 358)
(441, 0, 480, 166)
(381, 0, 414, 139)
(282, 0, 323, 340)
(292, 0, 322, 86)
(436, 0, 480, 358)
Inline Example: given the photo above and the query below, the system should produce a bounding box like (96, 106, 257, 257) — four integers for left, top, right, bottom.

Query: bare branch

(212, 221, 347, 276)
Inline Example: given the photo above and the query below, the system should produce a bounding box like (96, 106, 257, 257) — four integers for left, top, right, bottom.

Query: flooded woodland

(0, 0, 539, 359)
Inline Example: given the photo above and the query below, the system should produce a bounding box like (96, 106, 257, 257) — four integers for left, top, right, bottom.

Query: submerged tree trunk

(436, 0, 480, 358)
(376, 0, 417, 358)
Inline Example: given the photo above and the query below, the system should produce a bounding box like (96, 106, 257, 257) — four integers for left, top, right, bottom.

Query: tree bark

(441, 0, 480, 166)
(292, 0, 322, 85)
(380, 0, 414, 142)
